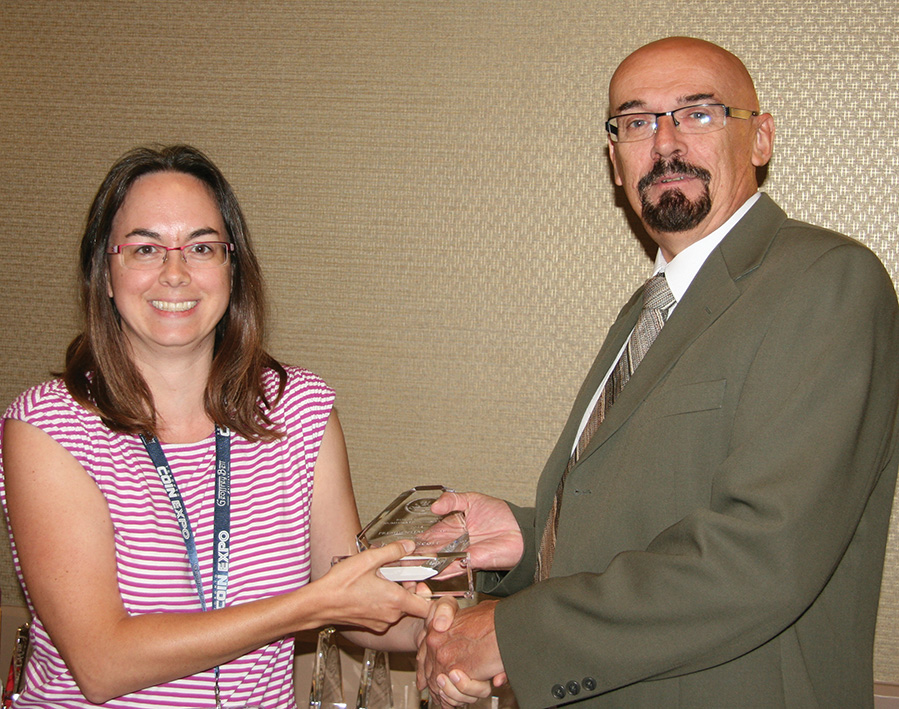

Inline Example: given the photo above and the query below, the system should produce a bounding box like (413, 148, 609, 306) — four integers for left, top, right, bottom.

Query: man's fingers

(429, 597, 458, 632)
(430, 491, 466, 515)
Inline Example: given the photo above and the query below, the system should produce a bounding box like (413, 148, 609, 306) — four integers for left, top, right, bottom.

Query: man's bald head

(610, 37, 760, 115)
(606, 37, 774, 258)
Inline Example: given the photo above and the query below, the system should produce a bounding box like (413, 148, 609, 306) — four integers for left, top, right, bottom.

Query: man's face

(607, 39, 773, 258)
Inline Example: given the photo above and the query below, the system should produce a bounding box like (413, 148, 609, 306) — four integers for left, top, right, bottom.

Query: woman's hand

(431, 669, 495, 708)
(315, 540, 432, 632)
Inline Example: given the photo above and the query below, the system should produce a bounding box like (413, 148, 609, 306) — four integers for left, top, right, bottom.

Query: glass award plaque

(356, 485, 473, 598)
(3, 622, 30, 706)
(354, 648, 392, 709)
(309, 626, 347, 709)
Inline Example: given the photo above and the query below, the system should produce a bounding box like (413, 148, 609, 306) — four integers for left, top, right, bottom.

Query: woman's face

(106, 171, 232, 363)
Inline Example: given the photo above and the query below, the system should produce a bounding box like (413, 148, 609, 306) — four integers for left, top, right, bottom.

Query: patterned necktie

(536, 274, 676, 580)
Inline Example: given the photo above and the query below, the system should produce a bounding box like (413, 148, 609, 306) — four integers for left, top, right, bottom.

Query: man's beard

(638, 158, 712, 233)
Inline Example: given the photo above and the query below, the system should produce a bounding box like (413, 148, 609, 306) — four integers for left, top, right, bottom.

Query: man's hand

(417, 600, 507, 706)
(430, 492, 524, 573)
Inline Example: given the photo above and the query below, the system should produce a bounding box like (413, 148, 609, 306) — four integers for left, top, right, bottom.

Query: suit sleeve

(493, 241, 899, 705)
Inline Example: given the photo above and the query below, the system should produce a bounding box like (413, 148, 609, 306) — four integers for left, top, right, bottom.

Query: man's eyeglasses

(606, 103, 759, 143)
(107, 241, 234, 270)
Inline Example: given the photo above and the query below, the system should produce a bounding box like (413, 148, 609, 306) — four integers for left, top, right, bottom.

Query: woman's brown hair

(64, 144, 287, 440)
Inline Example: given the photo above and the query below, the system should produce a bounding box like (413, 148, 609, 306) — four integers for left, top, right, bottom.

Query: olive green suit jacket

(483, 194, 899, 708)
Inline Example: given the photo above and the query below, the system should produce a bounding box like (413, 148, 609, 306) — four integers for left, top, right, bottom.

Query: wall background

(2, 0, 898, 687)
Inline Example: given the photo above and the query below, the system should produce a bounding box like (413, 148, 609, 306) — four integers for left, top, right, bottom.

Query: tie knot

(642, 274, 676, 313)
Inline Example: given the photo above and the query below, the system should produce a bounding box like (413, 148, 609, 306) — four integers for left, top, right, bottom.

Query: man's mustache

(638, 158, 711, 194)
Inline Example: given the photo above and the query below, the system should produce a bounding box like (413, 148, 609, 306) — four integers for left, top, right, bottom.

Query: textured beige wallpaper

(1, 0, 898, 683)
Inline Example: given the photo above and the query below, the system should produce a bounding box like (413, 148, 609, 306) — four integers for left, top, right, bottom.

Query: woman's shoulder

(263, 365, 335, 400)
(5, 378, 82, 420)
(4, 378, 104, 443)
(261, 365, 335, 430)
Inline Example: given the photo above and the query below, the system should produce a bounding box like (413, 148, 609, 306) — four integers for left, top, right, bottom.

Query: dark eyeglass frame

(605, 103, 759, 143)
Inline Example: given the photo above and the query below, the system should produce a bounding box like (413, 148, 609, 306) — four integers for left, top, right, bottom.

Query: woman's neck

(133, 349, 216, 444)
(156, 402, 215, 444)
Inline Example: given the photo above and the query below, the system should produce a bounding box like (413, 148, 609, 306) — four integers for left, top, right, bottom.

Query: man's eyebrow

(613, 93, 719, 115)
(682, 92, 717, 103)
(614, 99, 645, 114)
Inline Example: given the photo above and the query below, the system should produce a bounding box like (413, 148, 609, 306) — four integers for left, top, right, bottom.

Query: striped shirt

(0, 367, 334, 708)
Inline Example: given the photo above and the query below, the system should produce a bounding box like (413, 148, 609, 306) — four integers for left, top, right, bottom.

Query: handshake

(414, 588, 507, 707)
(341, 486, 524, 707)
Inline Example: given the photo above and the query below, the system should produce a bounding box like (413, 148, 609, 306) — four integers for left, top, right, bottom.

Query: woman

(0, 145, 430, 708)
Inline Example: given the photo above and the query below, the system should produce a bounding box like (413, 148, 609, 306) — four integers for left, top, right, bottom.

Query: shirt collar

(654, 192, 762, 303)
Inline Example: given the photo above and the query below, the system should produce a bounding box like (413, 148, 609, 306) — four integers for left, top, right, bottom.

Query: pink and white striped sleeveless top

(0, 367, 334, 708)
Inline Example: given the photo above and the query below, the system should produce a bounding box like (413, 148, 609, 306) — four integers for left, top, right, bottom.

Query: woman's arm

(307, 410, 428, 652)
(2, 414, 429, 703)
(308, 409, 364, 579)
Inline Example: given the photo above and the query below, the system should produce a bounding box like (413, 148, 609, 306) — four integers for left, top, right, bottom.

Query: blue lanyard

(140, 425, 232, 706)
(140, 425, 232, 611)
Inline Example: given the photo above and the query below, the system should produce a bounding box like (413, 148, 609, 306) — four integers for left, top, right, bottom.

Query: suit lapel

(535, 290, 643, 511)
(576, 194, 788, 464)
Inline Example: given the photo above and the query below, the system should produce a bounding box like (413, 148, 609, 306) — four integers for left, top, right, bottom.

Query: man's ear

(751, 113, 775, 167)
(609, 138, 624, 186)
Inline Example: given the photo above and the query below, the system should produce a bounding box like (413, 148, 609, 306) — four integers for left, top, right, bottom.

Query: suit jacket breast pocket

(646, 379, 727, 419)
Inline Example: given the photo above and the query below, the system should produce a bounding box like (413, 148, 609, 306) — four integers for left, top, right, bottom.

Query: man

(417, 37, 899, 708)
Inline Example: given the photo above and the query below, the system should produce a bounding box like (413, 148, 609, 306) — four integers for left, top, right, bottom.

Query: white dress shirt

(571, 192, 762, 455)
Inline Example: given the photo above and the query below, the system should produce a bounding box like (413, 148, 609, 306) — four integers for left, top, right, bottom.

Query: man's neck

(654, 192, 762, 293)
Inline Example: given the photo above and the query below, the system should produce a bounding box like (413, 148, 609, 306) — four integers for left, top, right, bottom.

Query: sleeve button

(583, 677, 597, 691)
(567, 680, 581, 695)
(552, 684, 566, 700)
